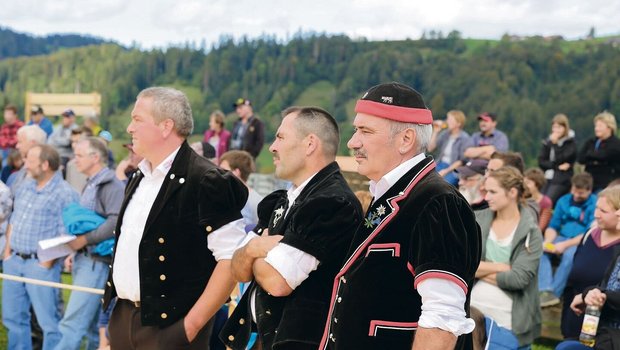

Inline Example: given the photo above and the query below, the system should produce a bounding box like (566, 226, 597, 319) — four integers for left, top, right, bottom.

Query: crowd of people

(0, 83, 618, 350)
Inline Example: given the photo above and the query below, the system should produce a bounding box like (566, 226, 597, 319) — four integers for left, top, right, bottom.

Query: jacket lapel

(143, 142, 191, 236)
(115, 170, 145, 236)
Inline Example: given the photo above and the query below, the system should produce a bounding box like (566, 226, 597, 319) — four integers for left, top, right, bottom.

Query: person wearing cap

(320, 82, 481, 350)
(103, 87, 248, 349)
(28, 105, 53, 137)
(221, 106, 362, 350)
(0, 104, 25, 162)
(457, 159, 489, 211)
(463, 112, 509, 160)
(48, 108, 79, 172)
(230, 98, 265, 159)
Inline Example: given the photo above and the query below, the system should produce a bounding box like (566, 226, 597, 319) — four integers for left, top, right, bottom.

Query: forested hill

(0, 32, 619, 163)
(0, 26, 111, 59)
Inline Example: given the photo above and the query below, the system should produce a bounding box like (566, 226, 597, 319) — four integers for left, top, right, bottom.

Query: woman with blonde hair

(471, 166, 543, 348)
(428, 109, 472, 185)
(560, 185, 620, 339)
(578, 111, 620, 192)
(538, 113, 577, 204)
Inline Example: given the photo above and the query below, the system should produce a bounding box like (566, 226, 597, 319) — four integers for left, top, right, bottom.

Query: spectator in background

(28, 105, 53, 137)
(457, 159, 489, 210)
(65, 127, 91, 193)
(558, 248, 620, 350)
(578, 111, 620, 193)
(560, 185, 620, 340)
(114, 143, 143, 183)
(428, 109, 472, 185)
(2, 145, 79, 350)
(0, 104, 25, 162)
(97, 130, 115, 168)
(539, 173, 597, 307)
(203, 110, 231, 161)
(219, 150, 264, 230)
(524, 168, 553, 232)
(471, 166, 542, 348)
(190, 141, 217, 162)
(8, 125, 47, 192)
(48, 109, 79, 172)
(230, 98, 265, 159)
(539, 114, 577, 204)
(488, 151, 525, 174)
(464, 112, 509, 160)
(1, 149, 23, 184)
(83, 114, 102, 136)
(56, 137, 124, 350)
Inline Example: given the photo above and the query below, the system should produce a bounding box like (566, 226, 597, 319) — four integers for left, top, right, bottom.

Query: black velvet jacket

(102, 141, 248, 327)
(221, 161, 363, 350)
(320, 156, 481, 350)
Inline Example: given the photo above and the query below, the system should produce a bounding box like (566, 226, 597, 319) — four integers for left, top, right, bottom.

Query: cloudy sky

(1, 0, 618, 49)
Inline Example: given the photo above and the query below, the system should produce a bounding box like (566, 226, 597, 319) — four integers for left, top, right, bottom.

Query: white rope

(0, 273, 104, 295)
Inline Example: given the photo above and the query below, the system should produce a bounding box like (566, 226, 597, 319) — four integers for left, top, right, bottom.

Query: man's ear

(306, 134, 319, 156)
(399, 128, 417, 154)
(161, 119, 175, 138)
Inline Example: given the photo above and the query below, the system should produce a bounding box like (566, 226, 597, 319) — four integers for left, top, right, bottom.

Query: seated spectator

(561, 185, 620, 340)
(428, 109, 472, 185)
(556, 247, 620, 350)
(457, 159, 489, 210)
(0, 149, 23, 184)
(578, 111, 620, 193)
(471, 166, 543, 348)
(524, 168, 553, 232)
(203, 110, 231, 161)
(539, 173, 597, 307)
(464, 112, 509, 160)
(470, 306, 519, 350)
(539, 114, 577, 204)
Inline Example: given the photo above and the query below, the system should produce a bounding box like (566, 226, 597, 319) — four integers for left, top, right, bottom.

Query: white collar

(287, 172, 318, 207)
(369, 153, 427, 199)
(138, 146, 181, 178)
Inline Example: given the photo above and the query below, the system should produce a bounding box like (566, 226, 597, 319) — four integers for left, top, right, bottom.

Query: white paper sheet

(37, 235, 76, 262)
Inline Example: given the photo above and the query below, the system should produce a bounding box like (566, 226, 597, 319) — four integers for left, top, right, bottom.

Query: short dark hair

(490, 151, 525, 174)
(281, 106, 340, 158)
(34, 144, 60, 171)
(572, 172, 593, 190)
(4, 104, 18, 115)
(219, 150, 255, 181)
(524, 167, 546, 191)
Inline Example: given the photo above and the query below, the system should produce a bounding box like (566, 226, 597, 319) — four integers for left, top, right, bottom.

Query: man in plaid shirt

(1, 144, 78, 350)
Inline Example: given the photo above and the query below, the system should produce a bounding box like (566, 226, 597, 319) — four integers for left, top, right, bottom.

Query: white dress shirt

(369, 153, 475, 336)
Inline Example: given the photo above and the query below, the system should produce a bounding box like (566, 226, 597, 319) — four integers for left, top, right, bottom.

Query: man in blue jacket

(539, 172, 597, 307)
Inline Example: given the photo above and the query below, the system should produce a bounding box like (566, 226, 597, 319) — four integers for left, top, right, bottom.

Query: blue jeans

(538, 235, 578, 296)
(56, 253, 110, 350)
(1, 253, 62, 350)
(437, 161, 459, 186)
(555, 340, 589, 349)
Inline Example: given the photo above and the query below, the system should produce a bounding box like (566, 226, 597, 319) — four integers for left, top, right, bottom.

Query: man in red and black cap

(463, 112, 509, 160)
(320, 82, 481, 350)
(230, 98, 265, 159)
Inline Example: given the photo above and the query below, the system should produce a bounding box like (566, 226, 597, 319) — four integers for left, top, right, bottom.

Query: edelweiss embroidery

(273, 206, 285, 227)
(364, 204, 387, 228)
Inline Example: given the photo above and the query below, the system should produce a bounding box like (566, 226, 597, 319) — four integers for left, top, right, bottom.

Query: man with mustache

(320, 82, 481, 350)
(221, 106, 363, 350)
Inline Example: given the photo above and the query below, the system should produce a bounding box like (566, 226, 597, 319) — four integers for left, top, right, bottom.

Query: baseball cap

(233, 98, 251, 108)
(477, 112, 497, 122)
(31, 105, 43, 114)
(61, 109, 75, 117)
(456, 159, 489, 178)
(99, 130, 113, 142)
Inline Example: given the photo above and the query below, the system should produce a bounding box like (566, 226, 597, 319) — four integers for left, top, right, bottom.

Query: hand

(64, 255, 74, 272)
(584, 288, 607, 308)
(549, 133, 560, 144)
(438, 169, 450, 177)
(247, 235, 283, 258)
(67, 235, 88, 250)
(183, 317, 200, 343)
(553, 241, 569, 254)
(558, 163, 571, 171)
(570, 293, 585, 315)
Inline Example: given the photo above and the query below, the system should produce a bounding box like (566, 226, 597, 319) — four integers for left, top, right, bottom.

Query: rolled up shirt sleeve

(207, 218, 248, 261)
(417, 278, 475, 336)
(264, 242, 320, 290)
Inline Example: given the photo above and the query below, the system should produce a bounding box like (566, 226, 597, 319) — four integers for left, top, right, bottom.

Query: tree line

(0, 31, 619, 164)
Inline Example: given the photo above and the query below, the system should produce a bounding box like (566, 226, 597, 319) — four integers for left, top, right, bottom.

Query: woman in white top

(471, 166, 543, 348)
